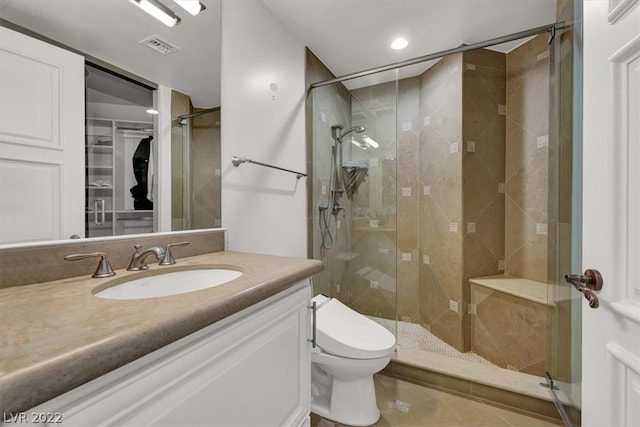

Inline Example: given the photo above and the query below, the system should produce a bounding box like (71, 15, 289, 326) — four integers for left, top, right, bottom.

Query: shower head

(341, 126, 366, 139)
(331, 124, 366, 143)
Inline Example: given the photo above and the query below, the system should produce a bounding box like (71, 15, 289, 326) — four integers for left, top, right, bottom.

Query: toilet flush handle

(308, 301, 317, 348)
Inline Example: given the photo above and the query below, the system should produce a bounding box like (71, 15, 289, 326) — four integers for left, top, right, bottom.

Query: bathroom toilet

(310, 294, 396, 426)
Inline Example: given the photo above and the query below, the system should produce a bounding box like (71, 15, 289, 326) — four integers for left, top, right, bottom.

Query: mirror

(0, 0, 221, 245)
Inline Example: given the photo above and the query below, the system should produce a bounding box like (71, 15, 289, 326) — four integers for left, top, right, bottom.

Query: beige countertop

(0, 251, 324, 414)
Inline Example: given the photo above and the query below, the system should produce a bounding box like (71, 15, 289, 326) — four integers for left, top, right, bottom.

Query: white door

(582, 1, 640, 426)
(0, 26, 84, 244)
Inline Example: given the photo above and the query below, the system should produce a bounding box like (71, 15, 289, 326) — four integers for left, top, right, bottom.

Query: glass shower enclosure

(309, 69, 399, 339)
(171, 103, 222, 231)
(307, 17, 582, 424)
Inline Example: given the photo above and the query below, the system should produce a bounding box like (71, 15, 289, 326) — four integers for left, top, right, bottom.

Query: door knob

(565, 269, 603, 308)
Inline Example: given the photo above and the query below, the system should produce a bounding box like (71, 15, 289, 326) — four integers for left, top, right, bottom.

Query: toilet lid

(313, 296, 396, 359)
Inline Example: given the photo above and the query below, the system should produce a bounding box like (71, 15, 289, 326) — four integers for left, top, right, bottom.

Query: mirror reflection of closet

(85, 63, 156, 238)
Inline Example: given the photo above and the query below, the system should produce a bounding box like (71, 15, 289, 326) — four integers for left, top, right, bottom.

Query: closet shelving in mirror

(85, 118, 156, 238)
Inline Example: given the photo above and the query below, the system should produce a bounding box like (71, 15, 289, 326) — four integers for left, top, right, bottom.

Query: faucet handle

(64, 252, 115, 278)
(160, 241, 190, 265)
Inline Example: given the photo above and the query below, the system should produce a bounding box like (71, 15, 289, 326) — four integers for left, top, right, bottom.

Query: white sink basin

(95, 269, 243, 300)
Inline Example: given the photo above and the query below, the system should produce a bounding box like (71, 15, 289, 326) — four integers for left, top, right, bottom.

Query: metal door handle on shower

(565, 269, 603, 309)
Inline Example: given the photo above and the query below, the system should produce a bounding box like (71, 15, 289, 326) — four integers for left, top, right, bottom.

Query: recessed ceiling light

(146, 109, 159, 115)
(391, 38, 408, 50)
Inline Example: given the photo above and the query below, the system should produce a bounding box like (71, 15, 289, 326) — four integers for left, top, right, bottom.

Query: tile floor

(310, 374, 562, 427)
(370, 317, 494, 366)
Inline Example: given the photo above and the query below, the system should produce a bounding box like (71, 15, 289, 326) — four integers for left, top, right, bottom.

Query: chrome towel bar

(231, 156, 307, 179)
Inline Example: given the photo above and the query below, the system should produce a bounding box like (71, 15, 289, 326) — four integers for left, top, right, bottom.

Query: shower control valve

(331, 202, 344, 216)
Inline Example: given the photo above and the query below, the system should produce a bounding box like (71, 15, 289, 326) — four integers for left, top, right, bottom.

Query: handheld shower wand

(332, 125, 366, 143)
(330, 124, 365, 199)
(319, 124, 366, 254)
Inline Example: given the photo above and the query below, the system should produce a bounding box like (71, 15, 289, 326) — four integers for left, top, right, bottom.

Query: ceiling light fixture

(130, 0, 181, 27)
(173, 0, 206, 16)
(146, 109, 159, 115)
(391, 38, 408, 50)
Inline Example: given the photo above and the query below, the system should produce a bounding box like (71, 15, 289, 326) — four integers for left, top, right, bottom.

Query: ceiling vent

(139, 35, 181, 55)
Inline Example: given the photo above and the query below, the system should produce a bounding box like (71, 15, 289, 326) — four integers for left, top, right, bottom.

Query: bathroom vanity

(0, 248, 323, 426)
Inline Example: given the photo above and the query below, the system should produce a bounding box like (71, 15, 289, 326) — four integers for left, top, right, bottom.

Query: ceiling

(0, 0, 557, 107)
(0, 0, 222, 107)
(264, 0, 558, 88)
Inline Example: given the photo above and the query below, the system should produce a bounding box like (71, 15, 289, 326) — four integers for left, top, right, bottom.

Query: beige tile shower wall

(418, 54, 465, 351)
(462, 49, 506, 350)
(191, 109, 221, 229)
(505, 35, 550, 283)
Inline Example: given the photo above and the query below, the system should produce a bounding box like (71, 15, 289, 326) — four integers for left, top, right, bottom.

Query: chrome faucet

(127, 245, 166, 271)
(159, 241, 190, 265)
(64, 252, 115, 278)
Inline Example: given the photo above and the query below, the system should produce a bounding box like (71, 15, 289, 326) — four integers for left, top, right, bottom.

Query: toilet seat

(313, 295, 396, 359)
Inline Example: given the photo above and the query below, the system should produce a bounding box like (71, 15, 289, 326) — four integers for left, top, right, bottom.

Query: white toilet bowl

(310, 294, 396, 426)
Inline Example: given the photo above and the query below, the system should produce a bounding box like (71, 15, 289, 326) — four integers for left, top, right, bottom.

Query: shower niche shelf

(85, 117, 155, 238)
(342, 161, 368, 199)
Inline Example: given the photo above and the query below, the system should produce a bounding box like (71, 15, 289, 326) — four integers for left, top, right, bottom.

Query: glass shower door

(309, 69, 399, 339)
(546, 1, 583, 424)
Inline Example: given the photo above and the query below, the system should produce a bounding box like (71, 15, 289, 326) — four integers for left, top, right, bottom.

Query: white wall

(220, 0, 307, 257)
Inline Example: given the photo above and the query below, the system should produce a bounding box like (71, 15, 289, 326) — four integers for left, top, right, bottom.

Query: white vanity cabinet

(25, 281, 312, 427)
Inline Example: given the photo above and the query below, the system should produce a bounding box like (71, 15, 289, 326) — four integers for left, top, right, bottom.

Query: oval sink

(95, 269, 243, 300)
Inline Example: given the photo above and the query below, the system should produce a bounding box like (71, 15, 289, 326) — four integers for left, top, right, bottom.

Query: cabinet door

(137, 290, 310, 427)
(28, 283, 311, 427)
(126, 287, 310, 427)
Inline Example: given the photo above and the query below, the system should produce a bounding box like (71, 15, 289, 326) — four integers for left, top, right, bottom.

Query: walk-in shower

(308, 19, 580, 425)
(171, 100, 221, 231)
